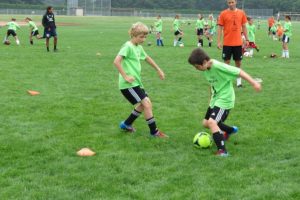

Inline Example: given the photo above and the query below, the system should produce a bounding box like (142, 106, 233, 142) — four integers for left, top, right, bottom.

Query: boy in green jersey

(113, 22, 168, 138)
(195, 14, 205, 47)
(246, 17, 259, 57)
(25, 17, 42, 45)
(4, 18, 20, 45)
(282, 16, 292, 58)
(188, 48, 261, 156)
(206, 14, 216, 47)
(154, 15, 164, 46)
(173, 14, 184, 46)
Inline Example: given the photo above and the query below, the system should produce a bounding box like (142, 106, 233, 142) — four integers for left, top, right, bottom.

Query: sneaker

(152, 130, 169, 138)
(119, 121, 136, 132)
(237, 84, 243, 88)
(215, 149, 229, 157)
(223, 126, 238, 141)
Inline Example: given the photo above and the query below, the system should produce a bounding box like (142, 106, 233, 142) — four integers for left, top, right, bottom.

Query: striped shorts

(204, 106, 230, 123)
(121, 86, 148, 105)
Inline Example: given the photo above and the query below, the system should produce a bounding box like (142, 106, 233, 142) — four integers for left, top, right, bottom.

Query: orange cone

(27, 90, 40, 96)
(77, 148, 96, 157)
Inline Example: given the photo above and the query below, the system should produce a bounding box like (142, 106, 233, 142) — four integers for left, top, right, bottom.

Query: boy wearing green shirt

(246, 17, 259, 57)
(113, 22, 168, 138)
(173, 14, 184, 46)
(207, 14, 216, 47)
(282, 15, 292, 58)
(195, 14, 205, 47)
(188, 48, 261, 156)
(154, 15, 164, 46)
(4, 18, 20, 45)
(25, 17, 42, 45)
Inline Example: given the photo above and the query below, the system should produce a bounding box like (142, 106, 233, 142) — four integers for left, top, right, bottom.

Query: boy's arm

(239, 69, 262, 92)
(145, 56, 165, 80)
(242, 24, 249, 45)
(113, 55, 135, 83)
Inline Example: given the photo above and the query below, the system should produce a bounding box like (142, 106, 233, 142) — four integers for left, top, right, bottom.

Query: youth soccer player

(246, 17, 259, 57)
(42, 6, 58, 52)
(282, 16, 292, 58)
(206, 14, 216, 47)
(188, 48, 261, 156)
(195, 14, 205, 47)
(3, 18, 20, 45)
(154, 15, 164, 46)
(173, 15, 184, 47)
(25, 17, 42, 45)
(113, 22, 168, 138)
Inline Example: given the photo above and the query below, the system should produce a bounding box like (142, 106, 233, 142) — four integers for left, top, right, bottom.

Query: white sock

(16, 39, 20, 45)
(3, 36, 7, 43)
(285, 50, 289, 58)
(249, 49, 254, 56)
(282, 50, 285, 57)
(237, 77, 242, 86)
(173, 40, 177, 47)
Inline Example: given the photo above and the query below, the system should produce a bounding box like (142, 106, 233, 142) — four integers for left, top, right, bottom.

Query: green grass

(0, 15, 299, 199)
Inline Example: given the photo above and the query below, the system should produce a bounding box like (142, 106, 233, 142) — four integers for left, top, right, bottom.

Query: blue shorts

(44, 28, 57, 38)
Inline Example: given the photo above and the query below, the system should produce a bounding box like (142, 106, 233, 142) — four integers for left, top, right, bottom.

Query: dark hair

(188, 48, 210, 65)
(247, 16, 252, 21)
(285, 15, 291, 20)
(25, 17, 32, 21)
(11, 18, 16, 21)
(47, 6, 52, 11)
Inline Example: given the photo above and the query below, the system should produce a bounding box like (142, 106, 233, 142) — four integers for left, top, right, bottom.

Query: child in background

(173, 14, 184, 46)
(113, 22, 168, 138)
(195, 14, 205, 47)
(154, 15, 164, 46)
(282, 16, 292, 58)
(188, 48, 261, 156)
(3, 18, 20, 45)
(206, 14, 216, 47)
(276, 23, 283, 41)
(246, 17, 259, 57)
(25, 17, 42, 45)
(270, 23, 277, 40)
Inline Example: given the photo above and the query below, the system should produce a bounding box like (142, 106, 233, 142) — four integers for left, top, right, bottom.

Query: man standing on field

(42, 6, 58, 52)
(217, 0, 249, 87)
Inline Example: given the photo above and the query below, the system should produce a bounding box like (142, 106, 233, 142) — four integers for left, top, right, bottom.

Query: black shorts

(121, 86, 148, 105)
(222, 46, 243, 61)
(205, 106, 230, 123)
(7, 30, 16, 37)
(44, 27, 57, 38)
(174, 30, 182, 36)
(31, 30, 39, 36)
(197, 28, 204, 35)
(282, 34, 290, 43)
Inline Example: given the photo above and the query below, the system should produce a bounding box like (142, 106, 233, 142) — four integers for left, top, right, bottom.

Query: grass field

(0, 15, 299, 199)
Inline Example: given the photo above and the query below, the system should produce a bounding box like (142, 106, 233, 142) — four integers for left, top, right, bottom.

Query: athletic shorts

(282, 34, 290, 43)
(7, 30, 17, 37)
(121, 86, 148, 105)
(204, 106, 230, 123)
(174, 30, 183, 36)
(222, 46, 243, 61)
(44, 28, 57, 38)
(31, 30, 39, 36)
(197, 28, 204, 35)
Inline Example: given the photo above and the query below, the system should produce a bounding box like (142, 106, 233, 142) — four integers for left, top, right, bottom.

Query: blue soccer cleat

(224, 126, 238, 141)
(119, 121, 136, 133)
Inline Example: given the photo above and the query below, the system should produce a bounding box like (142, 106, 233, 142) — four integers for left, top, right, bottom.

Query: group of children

(114, 22, 262, 157)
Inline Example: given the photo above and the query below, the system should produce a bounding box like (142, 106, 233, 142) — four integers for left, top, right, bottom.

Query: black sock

(146, 117, 158, 135)
(124, 109, 141, 125)
(47, 47, 49, 52)
(200, 39, 203, 47)
(30, 40, 33, 45)
(218, 122, 234, 134)
(54, 45, 57, 50)
(178, 37, 182, 42)
(213, 131, 226, 152)
(209, 42, 212, 47)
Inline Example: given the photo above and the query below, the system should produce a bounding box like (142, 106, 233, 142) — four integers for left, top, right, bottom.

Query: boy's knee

(202, 119, 209, 128)
(141, 98, 152, 110)
(207, 118, 218, 128)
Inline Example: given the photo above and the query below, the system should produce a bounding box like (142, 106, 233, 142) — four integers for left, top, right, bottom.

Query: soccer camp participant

(206, 14, 216, 47)
(217, 0, 249, 88)
(246, 17, 259, 57)
(25, 17, 42, 45)
(268, 16, 275, 36)
(3, 18, 20, 45)
(154, 15, 164, 46)
(195, 14, 205, 47)
(282, 15, 292, 58)
(173, 14, 184, 46)
(113, 22, 168, 138)
(42, 6, 58, 52)
(188, 48, 261, 157)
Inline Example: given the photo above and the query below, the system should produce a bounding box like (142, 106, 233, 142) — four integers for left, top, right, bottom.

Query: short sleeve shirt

(173, 19, 180, 31)
(218, 9, 248, 46)
(196, 19, 205, 29)
(155, 19, 162, 32)
(203, 59, 240, 109)
(247, 24, 256, 42)
(28, 21, 38, 32)
(117, 41, 148, 89)
(6, 21, 20, 31)
(283, 21, 292, 37)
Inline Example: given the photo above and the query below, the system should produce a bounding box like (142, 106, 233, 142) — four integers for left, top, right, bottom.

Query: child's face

(193, 60, 209, 71)
(132, 34, 147, 44)
(249, 19, 253, 25)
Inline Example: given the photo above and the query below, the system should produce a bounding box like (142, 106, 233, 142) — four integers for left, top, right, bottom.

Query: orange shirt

(277, 26, 283, 36)
(268, 18, 275, 27)
(218, 9, 247, 46)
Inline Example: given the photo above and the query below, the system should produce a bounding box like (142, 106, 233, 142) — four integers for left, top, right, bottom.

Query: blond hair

(129, 22, 149, 38)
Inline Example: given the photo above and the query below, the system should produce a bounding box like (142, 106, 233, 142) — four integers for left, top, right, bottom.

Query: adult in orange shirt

(268, 16, 275, 36)
(217, 0, 249, 87)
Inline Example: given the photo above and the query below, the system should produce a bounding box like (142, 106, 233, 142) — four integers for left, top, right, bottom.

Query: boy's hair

(247, 16, 252, 21)
(285, 15, 291, 20)
(11, 18, 16, 21)
(188, 48, 210, 65)
(128, 22, 149, 38)
(47, 6, 52, 12)
(25, 17, 32, 21)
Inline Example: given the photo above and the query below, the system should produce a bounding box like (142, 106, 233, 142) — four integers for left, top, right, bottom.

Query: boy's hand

(124, 75, 135, 83)
(157, 69, 165, 80)
(253, 82, 262, 92)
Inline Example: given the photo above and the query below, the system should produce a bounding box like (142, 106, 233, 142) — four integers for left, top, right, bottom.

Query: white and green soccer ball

(193, 132, 213, 148)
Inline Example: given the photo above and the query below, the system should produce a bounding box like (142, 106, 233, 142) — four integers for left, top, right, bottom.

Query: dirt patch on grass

(0, 21, 81, 27)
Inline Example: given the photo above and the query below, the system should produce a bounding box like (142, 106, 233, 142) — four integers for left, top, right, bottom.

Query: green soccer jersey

(6, 21, 20, 31)
(208, 20, 216, 32)
(203, 59, 241, 109)
(247, 24, 256, 42)
(173, 19, 180, 31)
(117, 41, 148, 89)
(155, 19, 162, 32)
(28, 21, 38, 31)
(196, 19, 205, 29)
(284, 21, 292, 37)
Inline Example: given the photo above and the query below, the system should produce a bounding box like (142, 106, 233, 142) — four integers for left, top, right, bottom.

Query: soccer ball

(193, 132, 213, 148)
(179, 43, 184, 47)
(4, 40, 10, 45)
(243, 51, 250, 57)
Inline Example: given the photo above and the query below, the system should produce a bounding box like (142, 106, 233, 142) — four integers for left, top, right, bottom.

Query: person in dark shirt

(42, 6, 58, 52)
